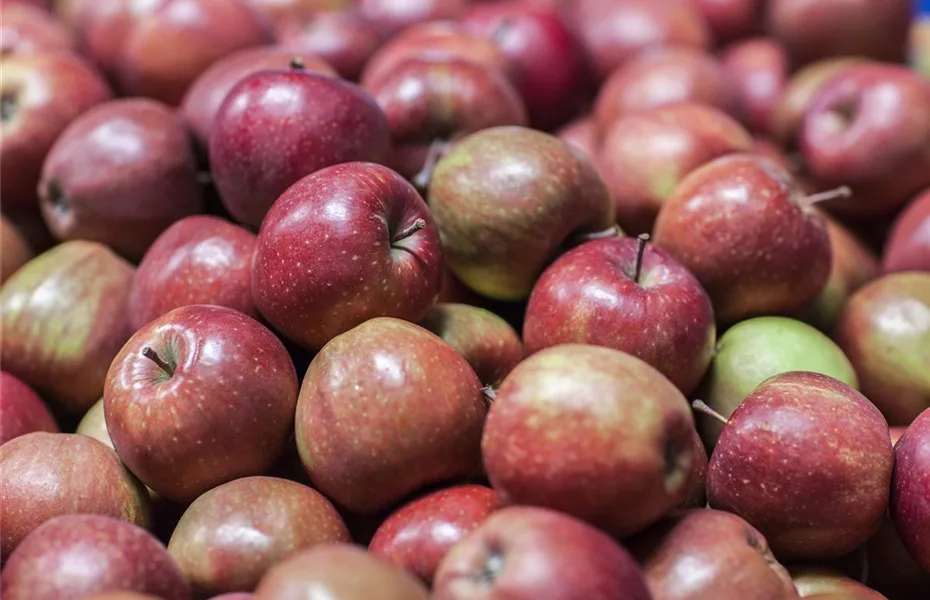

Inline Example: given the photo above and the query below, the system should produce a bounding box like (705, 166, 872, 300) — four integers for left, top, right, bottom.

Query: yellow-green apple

(891, 408, 930, 571)
(252, 163, 442, 351)
(791, 568, 887, 599)
(0, 3, 74, 56)
(254, 543, 430, 599)
(76, 398, 112, 449)
(0, 432, 150, 560)
(706, 371, 893, 560)
(209, 64, 391, 229)
(428, 126, 615, 301)
(0, 240, 134, 414)
(432, 506, 651, 600)
(0, 51, 111, 214)
(295, 318, 485, 513)
(720, 37, 789, 134)
(523, 236, 715, 395)
(598, 102, 752, 234)
(0, 371, 57, 446)
(0, 215, 33, 284)
(277, 10, 384, 82)
(38, 98, 203, 262)
(913, 16, 930, 79)
(833, 272, 930, 425)
(652, 153, 832, 325)
(482, 344, 695, 537)
(883, 188, 930, 273)
(128, 215, 257, 332)
(167, 476, 349, 597)
(0, 515, 189, 600)
(694, 0, 763, 42)
(357, 0, 466, 38)
(103, 305, 298, 503)
(369, 484, 503, 585)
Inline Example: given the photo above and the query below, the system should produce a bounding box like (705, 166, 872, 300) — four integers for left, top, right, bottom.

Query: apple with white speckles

(252, 162, 443, 352)
(103, 305, 299, 504)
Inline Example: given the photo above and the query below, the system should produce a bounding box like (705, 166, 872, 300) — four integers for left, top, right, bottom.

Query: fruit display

(1, 0, 930, 598)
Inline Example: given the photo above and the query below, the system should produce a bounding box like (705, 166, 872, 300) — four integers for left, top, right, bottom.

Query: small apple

(720, 37, 789, 134)
(891, 407, 930, 572)
(0, 3, 74, 56)
(277, 10, 384, 82)
(0, 214, 33, 284)
(883, 188, 930, 274)
(0, 514, 190, 600)
(0, 371, 57, 446)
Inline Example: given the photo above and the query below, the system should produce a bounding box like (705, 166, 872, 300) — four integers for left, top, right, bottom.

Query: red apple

(0, 371, 57, 446)
(890, 408, 930, 571)
(296, 317, 486, 513)
(0, 51, 111, 214)
(432, 506, 651, 600)
(706, 371, 894, 560)
(0, 514, 189, 600)
(0, 240, 134, 414)
(79, 594, 164, 600)
(240, 0, 344, 33)
(694, 0, 763, 43)
(0, 214, 33, 284)
(128, 215, 257, 332)
(369, 484, 503, 585)
(720, 37, 789, 134)
(357, 0, 466, 38)
(210, 63, 391, 229)
(277, 10, 383, 82)
(167, 476, 350, 597)
(883, 188, 930, 274)
(0, 3, 74, 56)
(0, 432, 150, 560)
(594, 47, 735, 130)
(556, 115, 600, 161)
(103, 305, 298, 503)
(652, 153, 832, 325)
(598, 102, 753, 234)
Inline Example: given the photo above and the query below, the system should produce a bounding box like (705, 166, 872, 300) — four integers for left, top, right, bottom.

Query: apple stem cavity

(142, 346, 175, 377)
(393, 218, 427, 243)
(482, 385, 497, 406)
(804, 185, 852, 206)
(289, 57, 306, 70)
(479, 546, 505, 586)
(412, 139, 449, 194)
(692, 400, 728, 425)
(634, 233, 649, 284)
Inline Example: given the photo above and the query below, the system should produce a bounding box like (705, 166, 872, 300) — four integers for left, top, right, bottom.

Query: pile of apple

(2, 0, 930, 599)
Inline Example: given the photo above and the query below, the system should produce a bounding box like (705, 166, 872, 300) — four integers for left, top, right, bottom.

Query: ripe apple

(0, 51, 111, 214)
(0, 432, 150, 560)
(167, 476, 350, 597)
(706, 371, 893, 560)
(254, 543, 430, 599)
(103, 305, 299, 503)
(0, 3, 74, 56)
(834, 272, 930, 426)
(483, 344, 695, 537)
(432, 506, 651, 600)
(358, 0, 465, 37)
(571, 0, 711, 80)
(883, 188, 930, 274)
(0, 515, 190, 600)
(791, 568, 887, 600)
(891, 408, 930, 571)
(38, 98, 203, 261)
(634, 509, 797, 600)
(694, 0, 763, 42)
(180, 46, 336, 150)
(598, 102, 752, 234)
(428, 126, 614, 301)
(209, 63, 391, 229)
(295, 317, 486, 514)
(523, 235, 715, 395)
(800, 64, 930, 218)
(252, 162, 442, 351)
(720, 37, 789, 134)
(594, 47, 735, 130)
(277, 10, 384, 82)
(556, 116, 599, 161)
(652, 153, 832, 325)
(0, 371, 57, 446)
(0, 240, 134, 414)
(0, 214, 33, 284)
(128, 215, 258, 332)
(369, 484, 503, 585)
(697, 316, 858, 448)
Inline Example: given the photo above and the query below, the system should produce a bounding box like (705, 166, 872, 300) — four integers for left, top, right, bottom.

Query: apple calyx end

(0, 91, 16, 123)
(804, 185, 852, 206)
(634, 233, 650, 284)
(141, 346, 175, 378)
(289, 56, 306, 71)
(481, 385, 497, 407)
(692, 399, 728, 425)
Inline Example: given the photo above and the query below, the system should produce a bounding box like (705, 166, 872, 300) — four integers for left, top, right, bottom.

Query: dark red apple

(571, 0, 711, 80)
(866, 515, 930, 600)
(128, 215, 257, 332)
(276, 10, 383, 82)
(0, 371, 57, 446)
(555, 115, 600, 161)
(369, 484, 503, 585)
(103, 305, 298, 503)
(598, 102, 753, 234)
(706, 371, 894, 560)
(209, 63, 391, 229)
(0, 432, 150, 561)
(694, 0, 763, 43)
(180, 46, 335, 150)
(720, 37, 789, 134)
(357, 0, 466, 38)
(834, 272, 930, 426)
(883, 188, 930, 274)
(0, 3, 74, 56)
(800, 64, 930, 218)
(252, 162, 442, 350)
(0, 51, 111, 214)
(254, 543, 430, 599)
(296, 317, 486, 514)
(652, 153, 832, 325)
(0, 214, 33, 284)
(594, 47, 735, 130)
(432, 506, 651, 600)
(891, 410, 930, 571)
(0, 514, 189, 600)
(0, 241, 135, 414)
(167, 476, 350, 597)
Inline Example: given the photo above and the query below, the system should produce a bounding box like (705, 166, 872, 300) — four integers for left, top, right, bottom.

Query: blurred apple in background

(0, 215, 34, 284)
(357, 0, 467, 38)
(883, 188, 930, 273)
(719, 37, 788, 134)
(556, 115, 600, 160)
(694, 0, 763, 43)
(0, 3, 74, 56)
(277, 10, 384, 82)
(241, 0, 347, 32)
(0, 371, 57, 446)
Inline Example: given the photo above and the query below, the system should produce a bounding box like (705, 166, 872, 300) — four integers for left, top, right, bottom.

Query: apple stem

(142, 346, 174, 377)
(633, 233, 649, 284)
(412, 139, 448, 194)
(692, 400, 728, 425)
(289, 57, 306, 70)
(804, 185, 851, 206)
(393, 218, 427, 242)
